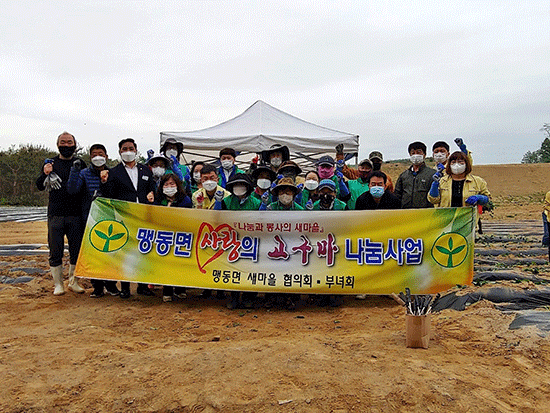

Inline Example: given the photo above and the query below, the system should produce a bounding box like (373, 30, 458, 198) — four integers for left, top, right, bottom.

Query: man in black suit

(100, 138, 156, 298)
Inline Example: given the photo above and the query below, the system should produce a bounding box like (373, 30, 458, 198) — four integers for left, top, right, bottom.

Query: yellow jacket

(427, 173, 490, 208)
(543, 191, 550, 218)
(192, 186, 230, 209)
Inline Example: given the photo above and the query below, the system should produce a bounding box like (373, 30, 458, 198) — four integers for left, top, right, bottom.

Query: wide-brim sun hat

(251, 164, 277, 182)
(226, 173, 254, 195)
(160, 138, 184, 155)
(277, 160, 302, 176)
(261, 144, 290, 164)
(147, 154, 171, 168)
(272, 177, 301, 197)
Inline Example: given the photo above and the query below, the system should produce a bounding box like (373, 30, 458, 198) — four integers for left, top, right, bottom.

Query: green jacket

(312, 199, 347, 210)
(394, 163, 436, 209)
(217, 165, 245, 188)
(347, 178, 369, 209)
(223, 194, 261, 211)
(267, 201, 304, 211)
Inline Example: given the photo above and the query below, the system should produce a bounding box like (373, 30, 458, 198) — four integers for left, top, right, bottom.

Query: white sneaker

(355, 294, 367, 300)
(163, 295, 172, 302)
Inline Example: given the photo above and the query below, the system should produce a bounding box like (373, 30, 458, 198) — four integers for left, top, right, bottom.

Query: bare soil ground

(1, 164, 550, 413)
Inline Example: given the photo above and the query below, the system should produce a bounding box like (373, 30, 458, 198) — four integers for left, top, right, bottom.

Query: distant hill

(380, 162, 549, 198)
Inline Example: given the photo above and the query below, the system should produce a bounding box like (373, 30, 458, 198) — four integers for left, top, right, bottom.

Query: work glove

(195, 192, 204, 207)
(432, 163, 445, 181)
(261, 191, 270, 205)
(429, 180, 440, 198)
(169, 155, 184, 181)
(336, 159, 345, 171)
(305, 199, 314, 210)
(146, 149, 154, 161)
(455, 137, 468, 154)
(214, 190, 225, 202)
(338, 177, 350, 197)
(465, 195, 489, 206)
(44, 172, 62, 192)
(335, 143, 344, 155)
(72, 158, 85, 171)
(335, 169, 344, 180)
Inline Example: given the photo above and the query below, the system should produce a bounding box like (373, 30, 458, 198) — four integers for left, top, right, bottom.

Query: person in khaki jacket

(427, 151, 490, 208)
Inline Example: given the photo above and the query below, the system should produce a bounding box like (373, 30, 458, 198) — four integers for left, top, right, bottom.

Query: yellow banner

(75, 198, 475, 294)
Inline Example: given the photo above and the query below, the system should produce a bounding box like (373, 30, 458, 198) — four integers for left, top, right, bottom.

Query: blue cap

(316, 155, 335, 166)
(318, 179, 336, 191)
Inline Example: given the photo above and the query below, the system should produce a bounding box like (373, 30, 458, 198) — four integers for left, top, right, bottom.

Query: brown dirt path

(1, 164, 550, 412)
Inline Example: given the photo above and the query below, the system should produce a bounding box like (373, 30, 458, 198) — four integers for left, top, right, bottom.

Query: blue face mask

(370, 186, 385, 199)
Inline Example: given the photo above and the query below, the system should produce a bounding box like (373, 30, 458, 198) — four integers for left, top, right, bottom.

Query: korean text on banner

(75, 198, 475, 294)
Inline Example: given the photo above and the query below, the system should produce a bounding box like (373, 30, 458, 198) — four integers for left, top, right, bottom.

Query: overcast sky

(1, 0, 549, 164)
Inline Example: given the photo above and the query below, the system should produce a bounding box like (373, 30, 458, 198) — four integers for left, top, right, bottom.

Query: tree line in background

(522, 124, 550, 163)
(0, 144, 122, 206)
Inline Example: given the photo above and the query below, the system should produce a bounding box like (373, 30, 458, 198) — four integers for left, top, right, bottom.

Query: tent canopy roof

(160, 100, 359, 154)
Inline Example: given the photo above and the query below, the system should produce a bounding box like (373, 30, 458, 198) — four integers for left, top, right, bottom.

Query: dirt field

(1, 164, 550, 413)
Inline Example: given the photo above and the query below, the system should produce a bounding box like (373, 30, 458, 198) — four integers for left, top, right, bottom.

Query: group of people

(37, 132, 491, 309)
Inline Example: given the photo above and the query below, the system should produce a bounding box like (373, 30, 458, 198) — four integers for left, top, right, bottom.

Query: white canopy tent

(160, 101, 359, 165)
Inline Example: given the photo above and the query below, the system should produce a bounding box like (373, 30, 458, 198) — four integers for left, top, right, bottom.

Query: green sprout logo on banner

(431, 232, 468, 268)
(89, 220, 129, 253)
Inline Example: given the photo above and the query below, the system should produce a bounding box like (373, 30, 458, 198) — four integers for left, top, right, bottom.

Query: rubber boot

(67, 264, 85, 293)
(51, 265, 65, 296)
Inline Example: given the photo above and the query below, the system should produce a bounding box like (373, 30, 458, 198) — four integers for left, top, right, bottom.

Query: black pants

(47, 215, 82, 266)
(91, 279, 118, 291)
(120, 281, 149, 293)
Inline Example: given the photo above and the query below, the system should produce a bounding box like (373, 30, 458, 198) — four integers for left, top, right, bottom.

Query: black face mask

(58, 145, 76, 158)
(319, 193, 335, 208)
(372, 162, 381, 171)
(309, 192, 320, 202)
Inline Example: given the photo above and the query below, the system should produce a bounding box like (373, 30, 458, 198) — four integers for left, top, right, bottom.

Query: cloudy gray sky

(1, 0, 549, 164)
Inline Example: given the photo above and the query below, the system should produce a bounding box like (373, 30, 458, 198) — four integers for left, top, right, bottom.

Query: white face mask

(304, 180, 319, 191)
(165, 149, 178, 159)
(221, 159, 234, 170)
(91, 156, 106, 167)
(202, 180, 217, 192)
(450, 163, 466, 175)
(433, 152, 447, 163)
(193, 172, 201, 182)
(279, 194, 293, 205)
(256, 178, 271, 190)
(270, 157, 282, 168)
(121, 151, 136, 163)
(163, 186, 177, 197)
(152, 167, 165, 178)
(233, 185, 247, 197)
(410, 154, 424, 165)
